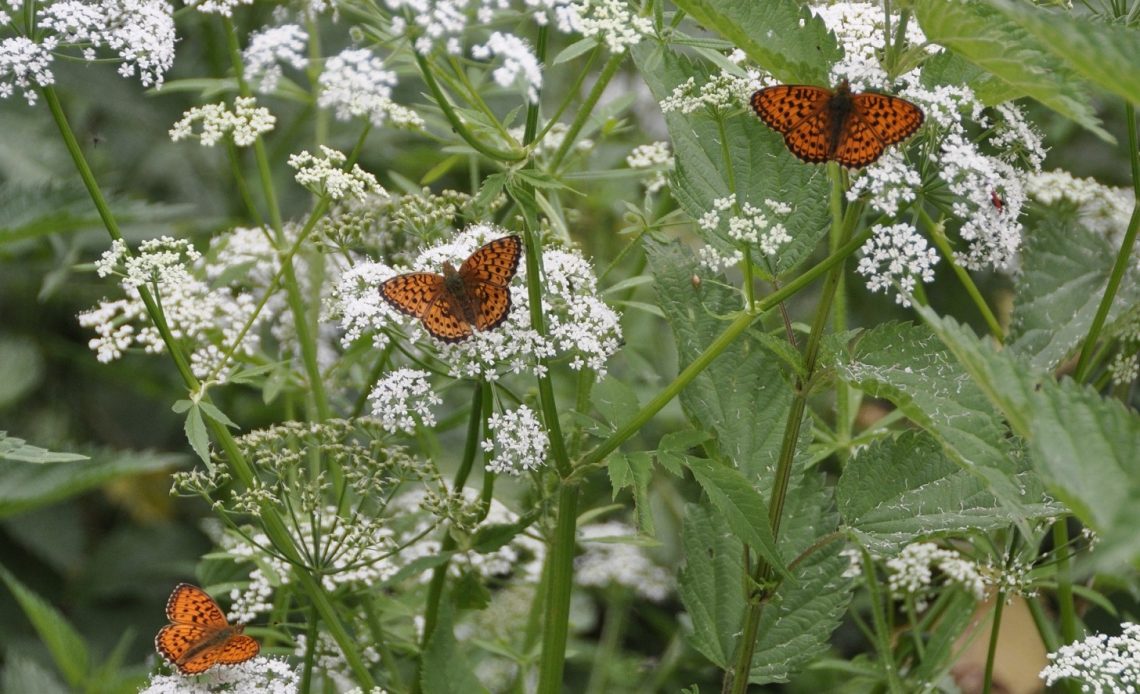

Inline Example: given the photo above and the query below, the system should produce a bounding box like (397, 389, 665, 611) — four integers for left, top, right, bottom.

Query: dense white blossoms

(369, 368, 443, 434)
(0, 37, 56, 104)
(481, 405, 549, 474)
(170, 98, 277, 147)
(289, 146, 386, 201)
(627, 141, 674, 194)
(856, 223, 939, 307)
(1039, 622, 1140, 693)
(886, 542, 986, 611)
(697, 196, 793, 266)
(1026, 169, 1134, 242)
(192, 0, 253, 16)
(660, 70, 765, 115)
(139, 657, 298, 694)
(243, 24, 308, 94)
(566, 0, 653, 52)
(337, 225, 623, 380)
(575, 521, 672, 601)
(317, 49, 424, 128)
(472, 32, 542, 103)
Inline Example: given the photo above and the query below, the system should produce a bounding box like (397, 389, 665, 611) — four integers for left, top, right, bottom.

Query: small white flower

(856, 223, 939, 308)
(699, 196, 793, 258)
(1040, 622, 1140, 693)
(575, 521, 672, 601)
(562, 0, 653, 52)
(317, 48, 423, 128)
(140, 656, 299, 693)
(1109, 352, 1139, 386)
(170, 97, 276, 147)
(886, 542, 985, 611)
(368, 368, 442, 434)
(660, 70, 766, 114)
(472, 32, 542, 103)
(191, 0, 254, 17)
(243, 24, 308, 94)
(481, 405, 548, 475)
(288, 146, 385, 201)
(0, 36, 56, 105)
(627, 141, 673, 194)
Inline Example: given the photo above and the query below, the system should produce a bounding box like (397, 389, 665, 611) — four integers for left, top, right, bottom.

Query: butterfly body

(751, 80, 924, 169)
(155, 583, 259, 675)
(380, 236, 523, 343)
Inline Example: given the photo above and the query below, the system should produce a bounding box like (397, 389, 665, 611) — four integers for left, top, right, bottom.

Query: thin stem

(549, 53, 624, 171)
(523, 26, 548, 146)
(918, 207, 1005, 341)
(301, 604, 320, 692)
(1053, 520, 1079, 644)
(585, 587, 629, 694)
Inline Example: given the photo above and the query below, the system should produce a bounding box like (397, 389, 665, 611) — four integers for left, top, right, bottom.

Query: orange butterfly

(380, 235, 522, 343)
(750, 79, 924, 169)
(155, 583, 259, 675)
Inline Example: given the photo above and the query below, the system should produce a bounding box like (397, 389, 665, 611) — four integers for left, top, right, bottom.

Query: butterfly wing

(830, 115, 888, 169)
(750, 85, 832, 135)
(850, 93, 924, 147)
(175, 646, 222, 675)
(420, 294, 474, 342)
(156, 623, 210, 670)
(458, 235, 522, 288)
(380, 273, 446, 319)
(470, 283, 513, 331)
(165, 583, 229, 629)
(215, 634, 260, 665)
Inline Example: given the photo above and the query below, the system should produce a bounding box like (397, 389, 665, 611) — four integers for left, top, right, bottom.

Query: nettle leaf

(608, 451, 655, 536)
(920, 51, 1019, 106)
(917, 307, 1140, 571)
(1009, 211, 1140, 370)
(670, 0, 839, 84)
(838, 431, 1059, 555)
(914, 0, 1109, 141)
(632, 46, 831, 276)
(835, 322, 1047, 521)
(988, 0, 1140, 107)
(679, 504, 745, 668)
(687, 456, 785, 578)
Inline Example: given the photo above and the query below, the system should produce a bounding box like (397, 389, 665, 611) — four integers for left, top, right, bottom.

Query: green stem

(585, 587, 629, 694)
(581, 224, 873, 468)
(831, 167, 852, 459)
(523, 25, 548, 146)
(549, 53, 624, 171)
(536, 482, 581, 694)
(1052, 521, 1078, 644)
(533, 47, 600, 147)
(918, 207, 1004, 341)
(301, 604, 320, 692)
(861, 546, 906, 694)
(982, 594, 1006, 694)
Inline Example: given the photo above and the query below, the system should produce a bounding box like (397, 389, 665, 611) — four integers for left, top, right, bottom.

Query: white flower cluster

(191, 0, 253, 16)
(368, 368, 443, 434)
(1040, 622, 1140, 694)
(140, 657, 298, 694)
(243, 24, 308, 94)
(1026, 169, 1134, 243)
(856, 223, 939, 307)
(699, 196, 793, 257)
(564, 0, 653, 52)
(481, 405, 548, 475)
(660, 70, 766, 114)
(574, 521, 672, 601)
(170, 97, 277, 147)
(337, 225, 623, 380)
(288, 146, 386, 201)
(78, 234, 273, 380)
(1109, 352, 1139, 386)
(227, 568, 275, 625)
(886, 542, 986, 611)
(317, 48, 424, 128)
(39, 0, 175, 88)
(627, 141, 673, 194)
(472, 32, 542, 103)
(0, 37, 57, 104)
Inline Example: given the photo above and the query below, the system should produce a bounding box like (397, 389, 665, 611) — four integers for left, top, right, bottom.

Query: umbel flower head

(337, 224, 623, 380)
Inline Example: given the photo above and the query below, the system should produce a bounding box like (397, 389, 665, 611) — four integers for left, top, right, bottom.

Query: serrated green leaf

(1009, 211, 1140, 369)
(838, 431, 1058, 554)
(670, 0, 839, 84)
(451, 571, 491, 610)
(183, 404, 211, 465)
(914, 0, 1109, 141)
(421, 599, 490, 694)
(920, 51, 1019, 106)
(608, 452, 655, 535)
(0, 449, 183, 517)
(916, 306, 1140, 571)
(686, 456, 786, 578)
(0, 565, 89, 687)
(987, 0, 1140, 108)
(0, 433, 87, 464)
(678, 504, 744, 668)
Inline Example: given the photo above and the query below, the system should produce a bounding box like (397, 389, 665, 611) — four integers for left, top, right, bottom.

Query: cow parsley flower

(886, 542, 985, 611)
(140, 657, 298, 693)
(472, 32, 542, 103)
(699, 196, 794, 258)
(563, 0, 653, 52)
(243, 24, 308, 93)
(39, 0, 175, 88)
(575, 521, 672, 601)
(317, 48, 423, 128)
(288, 146, 385, 200)
(1040, 623, 1140, 693)
(627, 141, 673, 194)
(660, 70, 765, 115)
(369, 368, 443, 434)
(337, 224, 623, 380)
(170, 98, 277, 147)
(192, 0, 253, 17)
(0, 37, 57, 104)
(856, 223, 939, 307)
(481, 405, 548, 474)
(1026, 169, 1133, 243)
(1109, 352, 1139, 386)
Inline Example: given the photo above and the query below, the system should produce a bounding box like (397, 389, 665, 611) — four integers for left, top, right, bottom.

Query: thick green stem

(536, 482, 581, 694)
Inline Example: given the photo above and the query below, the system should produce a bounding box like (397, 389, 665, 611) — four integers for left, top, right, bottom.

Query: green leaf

(420, 599, 490, 694)
(1, 655, 69, 694)
(916, 307, 1140, 571)
(669, 0, 839, 84)
(0, 433, 87, 464)
(592, 376, 641, 429)
(686, 456, 786, 578)
(0, 565, 90, 687)
(198, 400, 238, 429)
(678, 504, 745, 668)
(920, 51, 1020, 106)
(551, 37, 597, 65)
(451, 571, 491, 610)
(181, 403, 211, 465)
(987, 0, 1140, 108)
(0, 449, 183, 518)
(469, 511, 538, 553)
(838, 431, 1059, 554)
(608, 452, 655, 535)
(0, 336, 43, 408)
(914, 0, 1109, 141)
(633, 47, 832, 276)
(1009, 211, 1140, 370)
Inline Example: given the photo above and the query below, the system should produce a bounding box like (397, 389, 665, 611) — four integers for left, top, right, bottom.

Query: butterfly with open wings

(155, 583, 259, 675)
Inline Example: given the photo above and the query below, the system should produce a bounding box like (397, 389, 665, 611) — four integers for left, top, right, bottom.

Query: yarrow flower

(368, 368, 443, 434)
(243, 24, 308, 93)
(886, 542, 986, 611)
(627, 141, 674, 194)
(140, 656, 298, 693)
(856, 223, 939, 307)
(481, 405, 548, 475)
(1040, 622, 1140, 694)
(288, 146, 386, 200)
(170, 97, 277, 147)
(472, 32, 542, 103)
(337, 224, 623, 380)
(317, 49, 423, 128)
(575, 521, 673, 601)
